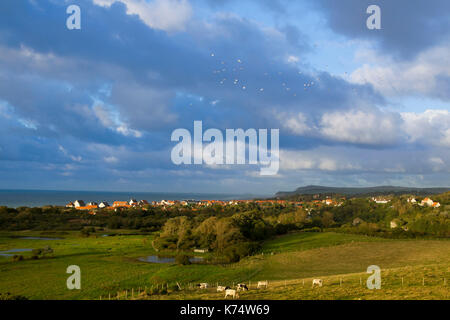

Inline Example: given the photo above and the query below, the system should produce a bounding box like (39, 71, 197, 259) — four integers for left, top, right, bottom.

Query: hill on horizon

(275, 185, 450, 198)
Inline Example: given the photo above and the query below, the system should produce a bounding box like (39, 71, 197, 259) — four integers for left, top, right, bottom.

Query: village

(65, 198, 344, 213)
(65, 195, 441, 214)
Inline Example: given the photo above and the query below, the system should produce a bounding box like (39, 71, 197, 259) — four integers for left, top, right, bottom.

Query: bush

(12, 255, 24, 262)
(32, 248, 43, 256)
(175, 254, 191, 265)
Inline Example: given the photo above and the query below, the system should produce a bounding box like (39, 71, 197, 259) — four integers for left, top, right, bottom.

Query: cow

(257, 280, 268, 289)
(217, 286, 230, 292)
(236, 283, 249, 292)
(197, 283, 208, 289)
(224, 289, 239, 299)
(312, 279, 323, 288)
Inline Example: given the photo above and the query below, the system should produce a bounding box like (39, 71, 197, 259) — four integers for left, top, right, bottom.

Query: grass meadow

(0, 231, 448, 300)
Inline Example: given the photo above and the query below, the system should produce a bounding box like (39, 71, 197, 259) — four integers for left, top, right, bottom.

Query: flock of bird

(210, 53, 318, 98)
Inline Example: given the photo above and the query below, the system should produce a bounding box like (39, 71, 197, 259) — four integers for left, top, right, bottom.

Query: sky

(0, 0, 449, 195)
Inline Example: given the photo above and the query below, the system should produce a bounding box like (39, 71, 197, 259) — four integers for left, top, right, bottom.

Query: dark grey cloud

(313, 0, 450, 60)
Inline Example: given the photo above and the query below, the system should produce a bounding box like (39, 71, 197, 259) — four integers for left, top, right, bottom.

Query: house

(372, 197, 390, 204)
(113, 201, 130, 208)
(65, 202, 75, 208)
(98, 202, 110, 208)
(87, 202, 98, 206)
(432, 202, 441, 208)
(159, 200, 175, 206)
(73, 200, 85, 208)
(128, 199, 138, 206)
(194, 248, 209, 253)
(76, 204, 98, 210)
(138, 200, 149, 206)
(421, 197, 434, 207)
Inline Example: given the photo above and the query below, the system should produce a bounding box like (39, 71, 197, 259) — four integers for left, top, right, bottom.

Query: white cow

(312, 279, 323, 288)
(217, 286, 230, 292)
(199, 283, 209, 289)
(224, 289, 239, 299)
(257, 281, 268, 289)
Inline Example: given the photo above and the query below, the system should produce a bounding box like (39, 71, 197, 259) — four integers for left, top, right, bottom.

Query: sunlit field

(0, 231, 448, 300)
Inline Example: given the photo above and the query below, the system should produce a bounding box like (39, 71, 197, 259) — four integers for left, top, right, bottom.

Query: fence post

(109, 293, 111, 300)
(340, 278, 342, 287)
(360, 277, 362, 286)
(402, 277, 404, 287)
(423, 278, 425, 286)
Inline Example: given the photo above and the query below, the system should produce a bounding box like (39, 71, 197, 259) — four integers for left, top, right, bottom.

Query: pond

(138, 255, 204, 264)
(0, 248, 32, 257)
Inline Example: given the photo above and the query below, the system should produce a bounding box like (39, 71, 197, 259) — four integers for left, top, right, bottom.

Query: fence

(98, 273, 448, 300)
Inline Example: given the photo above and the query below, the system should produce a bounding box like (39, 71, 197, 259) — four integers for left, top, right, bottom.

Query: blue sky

(0, 0, 449, 195)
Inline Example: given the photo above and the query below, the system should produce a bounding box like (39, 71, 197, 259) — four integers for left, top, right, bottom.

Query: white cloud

(280, 149, 359, 172)
(401, 109, 450, 147)
(104, 156, 119, 164)
(276, 112, 311, 135)
(116, 125, 143, 138)
(320, 109, 400, 145)
(93, 0, 193, 32)
(350, 45, 450, 100)
(287, 55, 299, 64)
(58, 145, 82, 162)
(92, 103, 143, 138)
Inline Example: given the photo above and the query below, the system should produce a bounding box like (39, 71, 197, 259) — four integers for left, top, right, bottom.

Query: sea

(0, 190, 262, 208)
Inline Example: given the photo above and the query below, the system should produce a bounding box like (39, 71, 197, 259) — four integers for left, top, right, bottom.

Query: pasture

(0, 231, 448, 300)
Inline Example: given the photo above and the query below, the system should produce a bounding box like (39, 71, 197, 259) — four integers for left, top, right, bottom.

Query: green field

(0, 231, 448, 300)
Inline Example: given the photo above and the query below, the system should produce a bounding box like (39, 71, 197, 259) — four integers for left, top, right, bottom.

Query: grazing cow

(217, 286, 230, 292)
(257, 281, 268, 289)
(236, 283, 249, 292)
(197, 283, 208, 289)
(224, 289, 239, 299)
(312, 279, 323, 288)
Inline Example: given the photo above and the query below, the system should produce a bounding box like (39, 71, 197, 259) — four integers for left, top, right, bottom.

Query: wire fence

(98, 273, 448, 300)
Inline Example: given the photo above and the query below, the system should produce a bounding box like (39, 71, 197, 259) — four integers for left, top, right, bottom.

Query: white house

(98, 202, 109, 208)
(372, 197, 390, 204)
(73, 200, 85, 208)
(432, 202, 441, 208)
(159, 200, 175, 206)
(65, 202, 75, 208)
(421, 198, 434, 207)
(129, 199, 138, 206)
(194, 248, 209, 253)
